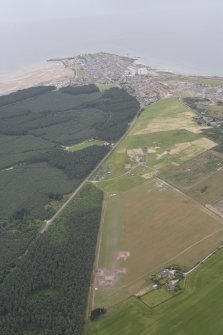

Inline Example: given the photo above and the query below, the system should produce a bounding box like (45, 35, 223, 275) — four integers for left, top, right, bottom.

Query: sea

(0, 3, 223, 78)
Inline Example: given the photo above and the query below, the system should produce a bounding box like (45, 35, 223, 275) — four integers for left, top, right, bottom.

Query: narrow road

(184, 245, 223, 276)
(41, 109, 142, 233)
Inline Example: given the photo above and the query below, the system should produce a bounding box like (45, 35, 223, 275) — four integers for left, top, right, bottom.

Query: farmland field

(186, 168, 223, 205)
(93, 179, 223, 307)
(91, 97, 223, 309)
(94, 98, 216, 195)
(141, 285, 178, 308)
(132, 97, 206, 135)
(160, 150, 223, 189)
(86, 249, 223, 335)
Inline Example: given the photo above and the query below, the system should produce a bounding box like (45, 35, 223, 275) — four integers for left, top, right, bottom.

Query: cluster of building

(160, 269, 180, 291)
(193, 100, 223, 128)
(151, 266, 184, 291)
(51, 53, 223, 108)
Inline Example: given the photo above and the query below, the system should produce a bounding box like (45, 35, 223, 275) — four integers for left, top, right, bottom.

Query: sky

(1, 0, 222, 22)
(0, 0, 223, 76)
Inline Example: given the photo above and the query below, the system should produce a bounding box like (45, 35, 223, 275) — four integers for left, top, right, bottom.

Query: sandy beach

(0, 62, 74, 96)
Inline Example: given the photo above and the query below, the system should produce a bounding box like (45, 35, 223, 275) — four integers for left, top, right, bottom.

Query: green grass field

(141, 286, 175, 307)
(86, 249, 223, 335)
(132, 97, 202, 135)
(66, 139, 105, 152)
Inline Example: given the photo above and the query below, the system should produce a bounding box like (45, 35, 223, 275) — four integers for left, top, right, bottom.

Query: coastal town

(48, 52, 223, 107)
(1, 52, 223, 108)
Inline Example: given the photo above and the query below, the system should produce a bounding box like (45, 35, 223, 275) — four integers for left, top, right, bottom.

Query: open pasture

(132, 97, 207, 135)
(94, 179, 223, 307)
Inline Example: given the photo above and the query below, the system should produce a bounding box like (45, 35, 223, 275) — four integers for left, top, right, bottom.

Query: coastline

(1, 53, 223, 98)
(0, 61, 74, 96)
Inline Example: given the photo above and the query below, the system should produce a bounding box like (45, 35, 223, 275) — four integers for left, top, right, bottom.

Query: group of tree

(0, 84, 140, 334)
(0, 184, 103, 335)
(90, 307, 106, 321)
(183, 97, 209, 112)
(0, 86, 55, 108)
(82, 87, 140, 142)
(48, 192, 63, 201)
(29, 144, 110, 179)
(60, 84, 99, 95)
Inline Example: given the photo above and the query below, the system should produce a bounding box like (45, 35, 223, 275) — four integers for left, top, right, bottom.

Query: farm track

(88, 200, 107, 314)
(92, 163, 143, 184)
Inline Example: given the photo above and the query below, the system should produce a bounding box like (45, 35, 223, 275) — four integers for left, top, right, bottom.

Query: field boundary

(156, 177, 223, 225)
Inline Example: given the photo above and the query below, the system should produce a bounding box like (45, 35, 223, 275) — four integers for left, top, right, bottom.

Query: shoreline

(135, 57, 223, 78)
(1, 53, 223, 97)
(0, 61, 74, 96)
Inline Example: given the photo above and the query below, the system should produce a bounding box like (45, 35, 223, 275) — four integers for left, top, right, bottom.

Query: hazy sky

(1, 0, 223, 76)
(2, 0, 222, 22)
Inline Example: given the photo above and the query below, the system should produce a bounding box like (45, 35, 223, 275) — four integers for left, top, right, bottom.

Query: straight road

(41, 108, 142, 233)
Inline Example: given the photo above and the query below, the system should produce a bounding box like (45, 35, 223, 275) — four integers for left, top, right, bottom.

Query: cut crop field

(93, 179, 223, 307)
(86, 249, 223, 335)
(186, 168, 223, 205)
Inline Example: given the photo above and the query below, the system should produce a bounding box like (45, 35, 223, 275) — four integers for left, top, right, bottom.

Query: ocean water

(0, 3, 223, 78)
